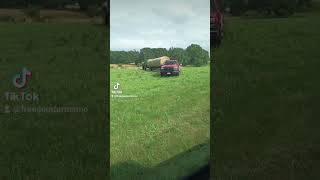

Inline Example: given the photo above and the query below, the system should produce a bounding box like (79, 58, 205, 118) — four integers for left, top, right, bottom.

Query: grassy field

(0, 23, 108, 179)
(110, 66, 210, 179)
(212, 3, 320, 179)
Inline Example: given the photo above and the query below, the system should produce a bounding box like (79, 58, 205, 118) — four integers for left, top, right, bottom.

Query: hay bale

(147, 56, 170, 68)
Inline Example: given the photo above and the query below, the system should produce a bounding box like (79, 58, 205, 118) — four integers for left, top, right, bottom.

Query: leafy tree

(297, 0, 312, 7)
(111, 44, 208, 66)
(230, 0, 248, 15)
(186, 44, 209, 66)
(296, 0, 313, 11)
(200, 49, 210, 66)
(139, 48, 154, 62)
(42, 0, 75, 9)
(127, 50, 140, 65)
(229, 0, 312, 17)
(168, 47, 188, 65)
(0, 0, 104, 9)
(152, 48, 168, 58)
(78, 0, 101, 10)
(271, 0, 296, 16)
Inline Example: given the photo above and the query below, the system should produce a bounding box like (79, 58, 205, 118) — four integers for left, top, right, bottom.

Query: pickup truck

(160, 60, 181, 76)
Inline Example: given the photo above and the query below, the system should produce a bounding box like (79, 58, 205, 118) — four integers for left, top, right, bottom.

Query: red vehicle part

(160, 60, 181, 76)
(211, 0, 223, 47)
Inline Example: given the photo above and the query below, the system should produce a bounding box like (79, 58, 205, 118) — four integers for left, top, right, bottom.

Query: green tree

(78, 0, 101, 10)
(168, 47, 188, 65)
(152, 48, 168, 58)
(127, 50, 140, 65)
(231, 0, 305, 17)
(201, 49, 210, 65)
(271, 0, 296, 16)
(186, 44, 208, 66)
(230, 0, 248, 15)
(139, 48, 155, 62)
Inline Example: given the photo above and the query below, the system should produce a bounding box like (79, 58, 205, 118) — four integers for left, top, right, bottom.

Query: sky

(110, 0, 210, 51)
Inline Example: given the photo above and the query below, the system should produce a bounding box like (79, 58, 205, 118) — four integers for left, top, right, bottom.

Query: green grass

(110, 67, 210, 179)
(212, 6, 320, 180)
(0, 23, 108, 179)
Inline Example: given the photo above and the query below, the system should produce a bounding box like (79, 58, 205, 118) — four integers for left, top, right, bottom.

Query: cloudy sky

(110, 0, 210, 51)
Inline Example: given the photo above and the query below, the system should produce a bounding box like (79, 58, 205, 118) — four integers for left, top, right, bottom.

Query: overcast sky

(110, 0, 210, 51)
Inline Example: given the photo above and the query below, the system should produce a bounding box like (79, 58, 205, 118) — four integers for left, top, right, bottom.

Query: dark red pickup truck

(160, 60, 181, 76)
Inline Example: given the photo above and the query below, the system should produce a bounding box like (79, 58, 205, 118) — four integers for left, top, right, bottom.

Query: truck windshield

(164, 60, 177, 65)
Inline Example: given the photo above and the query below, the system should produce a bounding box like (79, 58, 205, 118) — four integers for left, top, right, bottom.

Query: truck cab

(160, 60, 181, 76)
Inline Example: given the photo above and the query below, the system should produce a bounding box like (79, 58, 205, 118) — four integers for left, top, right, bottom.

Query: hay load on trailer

(142, 56, 170, 70)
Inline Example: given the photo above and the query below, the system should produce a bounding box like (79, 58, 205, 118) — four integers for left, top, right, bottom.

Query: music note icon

(12, 67, 32, 89)
(114, 82, 120, 90)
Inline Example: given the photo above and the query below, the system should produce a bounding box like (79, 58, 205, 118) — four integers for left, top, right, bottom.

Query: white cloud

(110, 0, 210, 51)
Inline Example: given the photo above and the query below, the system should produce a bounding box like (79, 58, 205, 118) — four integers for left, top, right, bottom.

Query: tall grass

(0, 23, 108, 179)
(110, 66, 210, 178)
(213, 7, 320, 179)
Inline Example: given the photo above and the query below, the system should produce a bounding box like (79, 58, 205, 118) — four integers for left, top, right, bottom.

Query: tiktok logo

(12, 67, 32, 89)
(111, 82, 122, 95)
(114, 82, 120, 90)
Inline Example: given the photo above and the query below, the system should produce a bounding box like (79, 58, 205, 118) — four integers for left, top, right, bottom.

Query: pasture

(0, 22, 108, 179)
(212, 3, 320, 179)
(110, 66, 210, 178)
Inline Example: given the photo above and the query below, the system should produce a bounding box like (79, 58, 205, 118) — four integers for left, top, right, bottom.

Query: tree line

(0, 0, 104, 10)
(221, 0, 313, 16)
(111, 44, 210, 67)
